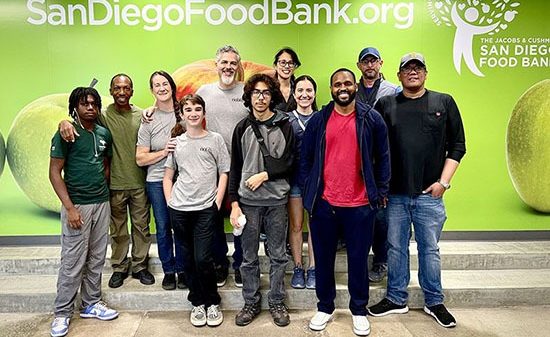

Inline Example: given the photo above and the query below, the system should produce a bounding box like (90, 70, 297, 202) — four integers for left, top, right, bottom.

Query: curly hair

(242, 73, 283, 112)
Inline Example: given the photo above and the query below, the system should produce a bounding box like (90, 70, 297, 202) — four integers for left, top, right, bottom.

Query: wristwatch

(437, 179, 451, 190)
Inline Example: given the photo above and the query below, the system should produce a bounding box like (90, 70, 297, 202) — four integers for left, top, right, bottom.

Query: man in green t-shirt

(59, 74, 154, 288)
(49, 86, 117, 337)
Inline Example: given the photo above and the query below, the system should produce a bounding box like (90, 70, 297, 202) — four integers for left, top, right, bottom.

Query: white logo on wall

(428, 0, 519, 77)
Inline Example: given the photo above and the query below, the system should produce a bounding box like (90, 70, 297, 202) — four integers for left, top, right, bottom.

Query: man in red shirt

(299, 68, 390, 336)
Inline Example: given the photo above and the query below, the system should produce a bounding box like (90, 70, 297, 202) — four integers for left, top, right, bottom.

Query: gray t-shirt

(137, 110, 175, 182)
(165, 131, 230, 211)
(196, 82, 248, 153)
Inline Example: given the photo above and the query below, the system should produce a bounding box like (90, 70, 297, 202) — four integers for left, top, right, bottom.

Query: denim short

(289, 185, 302, 198)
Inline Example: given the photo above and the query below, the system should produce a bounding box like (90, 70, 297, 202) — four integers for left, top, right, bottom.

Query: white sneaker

(190, 305, 207, 327)
(206, 304, 223, 327)
(309, 311, 333, 331)
(50, 317, 70, 337)
(80, 301, 118, 320)
(352, 315, 371, 336)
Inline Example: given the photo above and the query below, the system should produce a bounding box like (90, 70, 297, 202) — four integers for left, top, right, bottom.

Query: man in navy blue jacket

(299, 68, 390, 336)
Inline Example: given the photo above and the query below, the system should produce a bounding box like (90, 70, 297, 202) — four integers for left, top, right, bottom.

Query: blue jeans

(240, 204, 288, 305)
(386, 194, 447, 307)
(146, 181, 185, 274)
(310, 198, 375, 315)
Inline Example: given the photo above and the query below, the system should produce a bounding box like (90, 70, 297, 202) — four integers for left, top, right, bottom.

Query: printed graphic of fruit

(7, 93, 108, 213)
(506, 79, 550, 213)
(0, 130, 5, 178)
(172, 59, 271, 100)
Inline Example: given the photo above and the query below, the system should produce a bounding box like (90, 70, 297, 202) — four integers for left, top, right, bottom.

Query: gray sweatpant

(54, 201, 110, 318)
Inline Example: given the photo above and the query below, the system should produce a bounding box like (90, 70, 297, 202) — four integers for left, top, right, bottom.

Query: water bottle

(233, 214, 247, 236)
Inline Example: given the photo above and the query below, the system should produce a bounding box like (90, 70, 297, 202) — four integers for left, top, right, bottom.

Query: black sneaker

(215, 265, 228, 287)
(177, 272, 187, 289)
(369, 263, 388, 283)
(367, 298, 409, 317)
(235, 302, 261, 326)
(132, 269, 155, 285)
(108, 271, 128, 288)
(234, 269, 243, 288)
(161, 273, 176, 290)
(424, 304, 456, 328)
(268, 302, 290, 327)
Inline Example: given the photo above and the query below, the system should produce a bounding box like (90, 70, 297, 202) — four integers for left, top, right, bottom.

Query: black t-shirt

(375, 90, 466, 195)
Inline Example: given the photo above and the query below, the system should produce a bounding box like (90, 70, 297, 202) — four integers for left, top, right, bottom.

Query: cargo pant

(54, 201, 110, 317)
(109, 188, 151, 273)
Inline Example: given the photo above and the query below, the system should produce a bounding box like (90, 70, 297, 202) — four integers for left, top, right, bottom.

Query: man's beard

(331, 89, 356, 107)
(221, 73, 235, 86)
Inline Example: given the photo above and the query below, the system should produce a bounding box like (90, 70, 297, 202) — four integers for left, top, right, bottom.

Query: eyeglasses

(252, 90, 272, 98)
(359, 58, 379, 66)
(277, 60, 295, 68)
(400, 66, 425, 74)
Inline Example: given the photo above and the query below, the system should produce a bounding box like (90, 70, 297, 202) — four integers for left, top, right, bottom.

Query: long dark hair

(149, 70, 181, 122)
(288, 75, 318, 112)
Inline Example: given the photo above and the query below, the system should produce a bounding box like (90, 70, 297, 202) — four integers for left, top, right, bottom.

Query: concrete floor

(2, 306, 549, 337)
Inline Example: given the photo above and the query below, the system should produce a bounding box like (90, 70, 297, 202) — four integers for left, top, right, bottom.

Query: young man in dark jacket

(229, 74, 295, 327)
(300, 68, 390, 336)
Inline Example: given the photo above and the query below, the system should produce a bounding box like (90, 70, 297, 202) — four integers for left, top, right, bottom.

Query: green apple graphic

(7, 94, 70, 212)
(506, 79, 550, 213)
(0, 130, 5, 178)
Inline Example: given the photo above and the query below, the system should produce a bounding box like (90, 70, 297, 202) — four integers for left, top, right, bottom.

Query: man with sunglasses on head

(356, 47, 401, 284)
(367, 53, 466, 329)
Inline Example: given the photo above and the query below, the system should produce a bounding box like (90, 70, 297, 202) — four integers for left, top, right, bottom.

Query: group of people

(48, 44, 465, 337)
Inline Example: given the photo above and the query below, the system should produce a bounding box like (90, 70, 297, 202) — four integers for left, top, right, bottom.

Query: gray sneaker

(206, 304, 223, 327)
(190, 305, 206, 327)
(369, 263, 387, 283)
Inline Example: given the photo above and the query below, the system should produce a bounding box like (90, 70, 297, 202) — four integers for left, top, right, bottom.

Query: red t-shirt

(322, 109, 369, 207)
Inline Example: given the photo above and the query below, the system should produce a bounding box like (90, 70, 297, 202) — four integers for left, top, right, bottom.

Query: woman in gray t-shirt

(136, 71, 186, 290)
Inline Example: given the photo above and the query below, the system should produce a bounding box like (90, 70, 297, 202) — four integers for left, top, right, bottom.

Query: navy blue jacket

(298, 100, 390, 214)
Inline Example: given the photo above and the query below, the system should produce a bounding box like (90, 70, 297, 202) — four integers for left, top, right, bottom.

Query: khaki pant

(109, 188, 151, 273)
(54, 202, 110, 317)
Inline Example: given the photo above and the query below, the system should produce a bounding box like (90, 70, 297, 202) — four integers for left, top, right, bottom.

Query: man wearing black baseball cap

(356, 47, 401, 285)
(368, 52, 466, 329)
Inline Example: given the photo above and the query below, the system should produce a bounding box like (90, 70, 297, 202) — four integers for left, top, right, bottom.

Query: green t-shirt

(50, 123, 112, 205)
(100, 104, 146, 190)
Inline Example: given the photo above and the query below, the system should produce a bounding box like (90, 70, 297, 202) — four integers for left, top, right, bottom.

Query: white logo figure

(429, 0, 519, 77)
